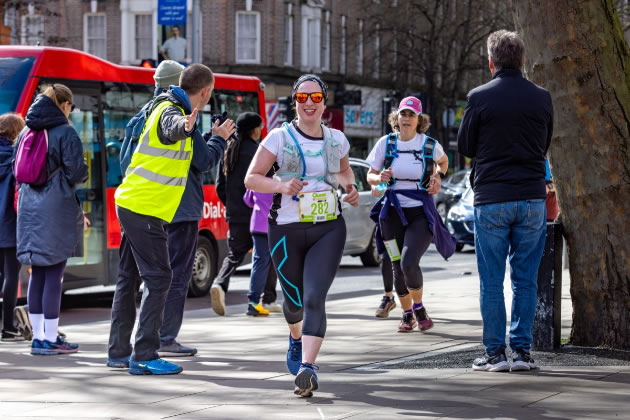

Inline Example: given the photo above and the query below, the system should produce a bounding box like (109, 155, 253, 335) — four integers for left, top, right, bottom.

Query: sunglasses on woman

(294, 92, 325, 103)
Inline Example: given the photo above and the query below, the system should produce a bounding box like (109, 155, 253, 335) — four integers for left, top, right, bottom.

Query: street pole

(191, 0, 201, 64)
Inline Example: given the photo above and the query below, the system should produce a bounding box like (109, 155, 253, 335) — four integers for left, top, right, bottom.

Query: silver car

(339, 158, 382, 266)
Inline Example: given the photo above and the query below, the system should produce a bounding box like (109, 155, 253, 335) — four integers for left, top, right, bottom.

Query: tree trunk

(513, 0, 630, 349)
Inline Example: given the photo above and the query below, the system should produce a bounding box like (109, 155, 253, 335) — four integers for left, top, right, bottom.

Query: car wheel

(436, 202, 447, 221)
(455, 242, 465, 252)
(190, 236, 217, 297)
(360, 231, 383, 267)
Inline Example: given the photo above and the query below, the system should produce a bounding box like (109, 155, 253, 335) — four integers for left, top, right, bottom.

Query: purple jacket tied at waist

(243, 189, 273, 234)
(370, 189, 456, 260)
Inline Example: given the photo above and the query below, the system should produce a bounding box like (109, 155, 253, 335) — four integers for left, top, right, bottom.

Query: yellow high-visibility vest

(115, 100, 194, 222)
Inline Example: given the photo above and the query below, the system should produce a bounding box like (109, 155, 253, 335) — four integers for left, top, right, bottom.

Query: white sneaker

(210, 284, 226, 316)
(262, 302, 282, 313)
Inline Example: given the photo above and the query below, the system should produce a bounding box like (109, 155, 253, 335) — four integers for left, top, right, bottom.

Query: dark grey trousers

(108, 206, 172, 362)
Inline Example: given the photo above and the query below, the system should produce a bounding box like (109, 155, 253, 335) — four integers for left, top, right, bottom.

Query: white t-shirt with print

(366, 133, 445, 208)
(261, 122, 351, 225)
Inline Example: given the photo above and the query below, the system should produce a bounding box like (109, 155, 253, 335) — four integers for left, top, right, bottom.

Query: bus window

(102, 82, 154, 187)
(212, 90, 259, 121)
(0, 56, 35, 114)
(64, 85, 105, 268)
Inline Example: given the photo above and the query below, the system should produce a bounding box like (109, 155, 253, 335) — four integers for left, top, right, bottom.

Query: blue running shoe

(286, 335, 302, 375)
(107, 355, 131, 368)
(294, 363, 319, 397)
(32, 337, 79, 355)
(128, 358, 183, 375)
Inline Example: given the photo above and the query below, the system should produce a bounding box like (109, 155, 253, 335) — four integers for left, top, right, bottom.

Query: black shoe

(472, 352, 510, 372)
(375, 296, 396, 318)
(511, 349, 537, 371)
(1, 330, 26, 342)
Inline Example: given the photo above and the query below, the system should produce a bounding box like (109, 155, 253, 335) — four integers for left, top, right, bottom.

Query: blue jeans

(248, 233, 273, 303)
(160, 221, 198, 347)
(474, 199, 546, 355)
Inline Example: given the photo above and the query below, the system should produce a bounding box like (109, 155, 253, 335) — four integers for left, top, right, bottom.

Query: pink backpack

(14, 128, 49, 186)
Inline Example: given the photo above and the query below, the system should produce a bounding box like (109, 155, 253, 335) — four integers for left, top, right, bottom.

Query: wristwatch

(437, 171, 446, 180)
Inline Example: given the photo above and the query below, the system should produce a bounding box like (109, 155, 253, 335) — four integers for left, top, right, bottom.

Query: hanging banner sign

(158, 0, 187, 25)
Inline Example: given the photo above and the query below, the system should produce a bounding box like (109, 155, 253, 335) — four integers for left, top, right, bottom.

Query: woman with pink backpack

(15, 84, 88, 355)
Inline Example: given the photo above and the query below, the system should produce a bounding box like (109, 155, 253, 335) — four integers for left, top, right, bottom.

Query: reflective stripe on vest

(115, 100, 193, 222)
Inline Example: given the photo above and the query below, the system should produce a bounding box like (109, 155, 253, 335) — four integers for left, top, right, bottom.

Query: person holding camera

(211, 112, 266, 316)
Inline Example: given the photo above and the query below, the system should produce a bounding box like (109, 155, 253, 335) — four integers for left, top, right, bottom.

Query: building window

(340, 15, 346, 74)
(135, 14, 152, 61)
(374, 23, 380, 79)
(300, 7, 321, 70)
(322, 11, 330, 71)
(236, 11, 261, 64)
(84, 14, 107, 59)
(357, 19, 364, 75)
(20, 14, 43, 45)
(283, 12, 293, 65)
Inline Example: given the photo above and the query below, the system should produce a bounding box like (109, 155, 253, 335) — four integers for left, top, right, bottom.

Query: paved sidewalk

(1, 268, 628, 419)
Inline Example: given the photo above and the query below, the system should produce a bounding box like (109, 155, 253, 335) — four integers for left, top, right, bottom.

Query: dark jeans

(247, 233, 277, 303)
(159, 221, 198, 347)
(1, 247, 20, 331)
(214, 222, 252, 292)
(108, 206, 172, 362)
(27, 261, 66, 319)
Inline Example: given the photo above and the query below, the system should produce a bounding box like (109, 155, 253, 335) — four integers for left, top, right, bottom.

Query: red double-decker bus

(0, 46, 266, 297)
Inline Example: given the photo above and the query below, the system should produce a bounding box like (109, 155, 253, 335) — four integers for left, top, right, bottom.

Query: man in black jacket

(210, 112, 264, 315)
(457, 30, 553, 373)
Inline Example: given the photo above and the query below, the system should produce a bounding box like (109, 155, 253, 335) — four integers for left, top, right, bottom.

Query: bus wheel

(190, 236, 217, 297)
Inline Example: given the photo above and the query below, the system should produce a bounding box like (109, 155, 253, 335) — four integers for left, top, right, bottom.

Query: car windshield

(0, 56, 35, 114)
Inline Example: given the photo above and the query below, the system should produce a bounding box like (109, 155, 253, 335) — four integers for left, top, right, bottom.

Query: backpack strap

(419, 136, 437, 190)
(383, 132, 398, 186)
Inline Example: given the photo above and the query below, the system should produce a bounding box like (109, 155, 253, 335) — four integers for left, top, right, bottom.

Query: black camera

(203, 111, 237, 141)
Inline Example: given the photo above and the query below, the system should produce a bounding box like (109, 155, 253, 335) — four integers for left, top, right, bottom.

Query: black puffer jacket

(16, 94, 88, 266)
(216, 136, 258, 224)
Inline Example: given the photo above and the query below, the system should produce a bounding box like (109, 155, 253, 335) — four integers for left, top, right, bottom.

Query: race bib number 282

(298, 189, 337, 223)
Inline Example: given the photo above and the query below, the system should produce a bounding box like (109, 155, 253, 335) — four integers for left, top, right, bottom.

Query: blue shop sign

(158, 0, 187, 25)
(344, 105, 376, 128)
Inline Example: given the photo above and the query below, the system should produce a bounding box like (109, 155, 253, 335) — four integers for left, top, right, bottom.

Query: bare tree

(513, 0, 630, 349)
(350, 0, 512, 142)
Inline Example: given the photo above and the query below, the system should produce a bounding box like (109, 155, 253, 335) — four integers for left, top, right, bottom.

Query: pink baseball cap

(398, 96, 422, 115)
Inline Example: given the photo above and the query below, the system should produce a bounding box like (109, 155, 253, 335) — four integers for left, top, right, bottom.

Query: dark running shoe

(511, 350, 537, 371)
(31, 336, 79, 355)
(1, 330, 26, 342)
(294, 363, 319, 398)
(107, 355, 131, 368)
(375, 295, 397, 318)
(13, 306, 32, 341)
(397, 311, 416, 332)
(472, 352, 510, 372)
(286, 335, 302, 375)
(414, 306, 434, 332)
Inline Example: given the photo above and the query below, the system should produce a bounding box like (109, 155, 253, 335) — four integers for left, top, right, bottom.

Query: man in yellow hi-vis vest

(108, 64, 215, 376)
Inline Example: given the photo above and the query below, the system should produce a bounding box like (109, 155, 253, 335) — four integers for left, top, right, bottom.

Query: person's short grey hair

(487, 30, 525, 71)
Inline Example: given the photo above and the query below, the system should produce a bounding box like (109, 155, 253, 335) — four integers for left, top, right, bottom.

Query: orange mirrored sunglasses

(294, 92, 325, 103)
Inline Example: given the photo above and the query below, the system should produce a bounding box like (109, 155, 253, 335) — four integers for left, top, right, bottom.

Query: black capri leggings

(380, 206, 433, 297)
(268, 217, 346, 338)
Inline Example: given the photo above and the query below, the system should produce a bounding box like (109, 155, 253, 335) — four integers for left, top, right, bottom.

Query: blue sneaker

(107, 355, 131, 368)
(286, 335, 302, 375)
(294, 363, 319, 397)
(31, 337, 79, 355)
(128, 358, 183, 375)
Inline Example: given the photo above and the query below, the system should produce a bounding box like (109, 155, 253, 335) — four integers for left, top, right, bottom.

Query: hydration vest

(382, 132, 438, 191)
(275, 122, 341, 189)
